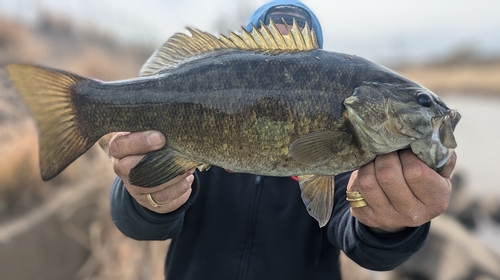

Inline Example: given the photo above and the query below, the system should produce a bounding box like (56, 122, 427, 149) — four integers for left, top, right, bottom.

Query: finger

(373, 151, 419, 213)
(354, 160, 391, 212)
(141, 174, 194, 213)
(399, 150, 451, 215)
(347, 170, 372, 210)
(126, 168, 196, 195)
(98, 132, 119, 156)
(162, 188, 193, 213)
(348, 170, 383, 228)
(113, 154, 145, 178)
(150, 174, 194, 205)
(350, 163, 410, 232)
(108, 131, 166, 159)
(346, 170, 359, 193)
(400, 149, 451, 196)
(440, 151, 457, 179)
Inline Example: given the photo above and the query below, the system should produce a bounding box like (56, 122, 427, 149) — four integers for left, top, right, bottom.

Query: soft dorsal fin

(139, 18, 319, 76)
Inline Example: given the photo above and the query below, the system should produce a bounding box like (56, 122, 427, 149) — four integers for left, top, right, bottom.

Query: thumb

(439, 152, 457, 179)
(346, 170, 360, 193)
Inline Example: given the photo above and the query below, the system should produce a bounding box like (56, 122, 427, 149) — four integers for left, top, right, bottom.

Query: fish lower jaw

(410, 137, 453, 170)
(411, 113, 458, 170)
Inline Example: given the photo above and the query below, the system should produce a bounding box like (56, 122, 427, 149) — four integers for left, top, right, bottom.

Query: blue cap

(245, 0, 323, 49)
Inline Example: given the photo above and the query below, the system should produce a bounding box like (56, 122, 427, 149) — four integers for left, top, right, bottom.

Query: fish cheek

(389, 104, 433, 139)
(344, 84, 388, 132)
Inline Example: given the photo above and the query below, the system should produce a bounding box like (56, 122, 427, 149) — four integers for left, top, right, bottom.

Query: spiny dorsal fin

(139, 18, 319, 76)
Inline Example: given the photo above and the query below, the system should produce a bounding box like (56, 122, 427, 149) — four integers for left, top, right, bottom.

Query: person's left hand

(347, 149, 457, 233)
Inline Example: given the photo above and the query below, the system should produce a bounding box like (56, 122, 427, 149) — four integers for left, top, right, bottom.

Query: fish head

(411, 108, 460, 171)
(344, 82, 460, 170)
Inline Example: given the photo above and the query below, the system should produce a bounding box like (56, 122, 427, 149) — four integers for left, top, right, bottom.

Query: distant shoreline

(1, 15, 499, 97)
(394, 60, 500, 96)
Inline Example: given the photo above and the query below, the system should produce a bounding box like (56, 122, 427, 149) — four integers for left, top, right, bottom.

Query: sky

(1, 0, 500, 64)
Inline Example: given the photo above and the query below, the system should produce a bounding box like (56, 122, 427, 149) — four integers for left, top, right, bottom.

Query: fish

(6, 20, 460, 227)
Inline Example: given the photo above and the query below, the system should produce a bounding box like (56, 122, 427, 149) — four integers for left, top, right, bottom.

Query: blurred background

(0, 0, 499, 279)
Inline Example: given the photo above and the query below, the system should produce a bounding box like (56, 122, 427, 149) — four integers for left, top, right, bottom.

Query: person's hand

(108, 131, 194, 214)
(347, 149, 457, 233)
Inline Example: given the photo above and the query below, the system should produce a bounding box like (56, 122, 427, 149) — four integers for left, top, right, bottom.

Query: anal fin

(297, 174, 335, 227)
(197, 163, 212, 172)
(129, 146, 200, 188)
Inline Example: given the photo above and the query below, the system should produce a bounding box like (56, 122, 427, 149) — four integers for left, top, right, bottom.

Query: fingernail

(114, 132, 129, 140)
(147, 132, 164, 146)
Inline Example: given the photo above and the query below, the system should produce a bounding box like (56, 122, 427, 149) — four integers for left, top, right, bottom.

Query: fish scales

(6, 21, 460, 227)
(73, 50, 391, 175)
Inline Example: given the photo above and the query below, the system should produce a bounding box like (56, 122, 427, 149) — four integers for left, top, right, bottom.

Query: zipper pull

(254, 175, 262, 185)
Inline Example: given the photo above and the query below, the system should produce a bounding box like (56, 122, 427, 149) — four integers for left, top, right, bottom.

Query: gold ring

(147, 193, 164, 208)
(346, 191, 368, 208)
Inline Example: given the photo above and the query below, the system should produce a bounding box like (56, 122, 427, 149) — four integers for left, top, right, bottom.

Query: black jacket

(110, 167, 429, 280)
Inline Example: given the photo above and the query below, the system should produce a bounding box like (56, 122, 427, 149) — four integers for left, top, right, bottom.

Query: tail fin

(6, 64, 95, 181)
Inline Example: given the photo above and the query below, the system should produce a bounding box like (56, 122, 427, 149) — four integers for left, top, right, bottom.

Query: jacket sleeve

(109, 174, 200, 241)
(327, 172, 430, 271)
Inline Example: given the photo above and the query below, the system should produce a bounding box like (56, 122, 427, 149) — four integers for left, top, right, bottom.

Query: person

(109, 1, 456, 279)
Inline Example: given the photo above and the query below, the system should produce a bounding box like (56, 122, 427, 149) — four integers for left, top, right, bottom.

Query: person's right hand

(108, 131, 194, 214)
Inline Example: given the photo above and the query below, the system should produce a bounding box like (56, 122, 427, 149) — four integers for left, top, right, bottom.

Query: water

(443, 94, 500, 195)
(443, 94, 500, 254)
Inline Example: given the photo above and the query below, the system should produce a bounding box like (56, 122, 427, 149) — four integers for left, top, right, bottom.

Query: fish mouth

(438, 109, 460, 149)
(449, 109, 461, 131)
(411, 109, 460, 170)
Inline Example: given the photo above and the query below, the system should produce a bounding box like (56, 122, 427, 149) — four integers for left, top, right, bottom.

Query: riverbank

(395, 59, 500, 96)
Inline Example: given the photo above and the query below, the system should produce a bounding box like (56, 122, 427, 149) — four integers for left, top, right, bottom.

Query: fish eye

(416, 92, 432, 107)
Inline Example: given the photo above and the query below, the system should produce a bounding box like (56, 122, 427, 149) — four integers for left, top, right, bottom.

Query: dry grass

(0, 19, 49, 64)
(396, 61, 500, 95)
(0, 16, 166, 279)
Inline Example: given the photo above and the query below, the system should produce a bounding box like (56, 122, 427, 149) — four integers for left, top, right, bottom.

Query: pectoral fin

(289, 130, 350, 166)
(297, 174, 335, 227)
(129, 147, 200, 188)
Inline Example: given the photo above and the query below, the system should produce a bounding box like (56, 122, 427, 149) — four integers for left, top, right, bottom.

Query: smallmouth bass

(6, 20, 460, 227)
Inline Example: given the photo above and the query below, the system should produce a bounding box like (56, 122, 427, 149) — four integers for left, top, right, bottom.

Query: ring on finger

(147, 193, 164, 208)
(346, 191, 368, 208)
